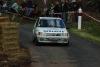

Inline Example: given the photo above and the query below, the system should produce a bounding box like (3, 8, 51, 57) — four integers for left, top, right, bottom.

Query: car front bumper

(37, 36, 69, 43)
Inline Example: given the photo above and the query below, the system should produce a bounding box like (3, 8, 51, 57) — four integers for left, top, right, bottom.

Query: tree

(83, 0, 100, 12)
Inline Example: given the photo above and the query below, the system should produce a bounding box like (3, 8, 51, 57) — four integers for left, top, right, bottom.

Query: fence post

(78, 8, 82, 30)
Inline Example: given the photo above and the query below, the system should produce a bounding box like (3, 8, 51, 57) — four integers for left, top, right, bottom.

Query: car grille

(46, 33, 61, 36)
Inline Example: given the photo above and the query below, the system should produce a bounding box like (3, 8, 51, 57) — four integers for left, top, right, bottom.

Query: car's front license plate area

(48, 38, 59, 41)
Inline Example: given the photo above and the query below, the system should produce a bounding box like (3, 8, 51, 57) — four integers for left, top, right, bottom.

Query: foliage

(83, 0, 100, 12)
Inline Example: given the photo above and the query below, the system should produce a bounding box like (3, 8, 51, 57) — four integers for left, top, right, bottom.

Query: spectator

(69, 1, 79, 11)
(63, 0, 69, 12)
(46, 3, 54, 16)
(49, 3, 54, 16)
(2, 1, 8, 12)
(11, 1, 20, 13)
(77, 0, 82, 9)
(21, 1, 27, 16)
(26, 0, 33, 17)
(54, 1, 60, 13)
(0, 0, 3, 12)
(60, 0, 69, 27)
(31, 4, 37, 17)
(54, 1, 61, 17)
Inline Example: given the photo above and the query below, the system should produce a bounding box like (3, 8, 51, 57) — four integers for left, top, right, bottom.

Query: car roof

(39, 17, 62, 20)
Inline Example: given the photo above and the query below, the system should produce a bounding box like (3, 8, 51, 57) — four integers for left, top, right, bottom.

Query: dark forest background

(82, 0, 100, 12)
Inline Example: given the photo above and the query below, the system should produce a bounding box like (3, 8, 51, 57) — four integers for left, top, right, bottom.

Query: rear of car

(33, 17, 70, 44)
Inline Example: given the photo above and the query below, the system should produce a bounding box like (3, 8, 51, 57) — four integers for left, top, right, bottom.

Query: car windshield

(38, 19, 65, 28)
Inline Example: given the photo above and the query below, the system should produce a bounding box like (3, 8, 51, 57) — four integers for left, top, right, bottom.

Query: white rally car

(33, 17, 70, 45)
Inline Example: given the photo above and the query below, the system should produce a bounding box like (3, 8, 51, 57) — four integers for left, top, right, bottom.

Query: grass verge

(70, 21, 100, 44)
(70, 28, 100, 44)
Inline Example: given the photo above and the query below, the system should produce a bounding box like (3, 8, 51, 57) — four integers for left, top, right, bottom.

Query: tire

(34, 40, 38, 46)
(33, 37, 38, 45)
(66, 41, 69, 46)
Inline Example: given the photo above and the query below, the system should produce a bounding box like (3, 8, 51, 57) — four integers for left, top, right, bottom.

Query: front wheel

(33, 37, 38, 45)
(66, 41, 69, 46)
(33, 38, 42, 46)
(62, 41, 70, 46)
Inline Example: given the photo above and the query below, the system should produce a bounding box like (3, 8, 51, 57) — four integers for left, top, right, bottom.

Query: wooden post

(78, 8, 82, 30)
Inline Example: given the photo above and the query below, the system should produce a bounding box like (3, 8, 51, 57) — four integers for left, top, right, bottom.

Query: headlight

(37, 32, 42, 36)
(62, 33, 69, 36)
(37, 32, 45, 36)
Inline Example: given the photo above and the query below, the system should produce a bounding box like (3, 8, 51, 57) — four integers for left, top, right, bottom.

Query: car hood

(35, 27, 68, 33)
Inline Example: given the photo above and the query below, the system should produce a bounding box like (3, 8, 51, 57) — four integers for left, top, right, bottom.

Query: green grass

(70, 21, 100, 44)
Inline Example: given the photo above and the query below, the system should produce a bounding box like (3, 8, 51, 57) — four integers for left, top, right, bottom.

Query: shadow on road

(33, 42, 71, 47)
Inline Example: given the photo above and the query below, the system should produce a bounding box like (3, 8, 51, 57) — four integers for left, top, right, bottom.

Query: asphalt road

(19, 23, 100, 67)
